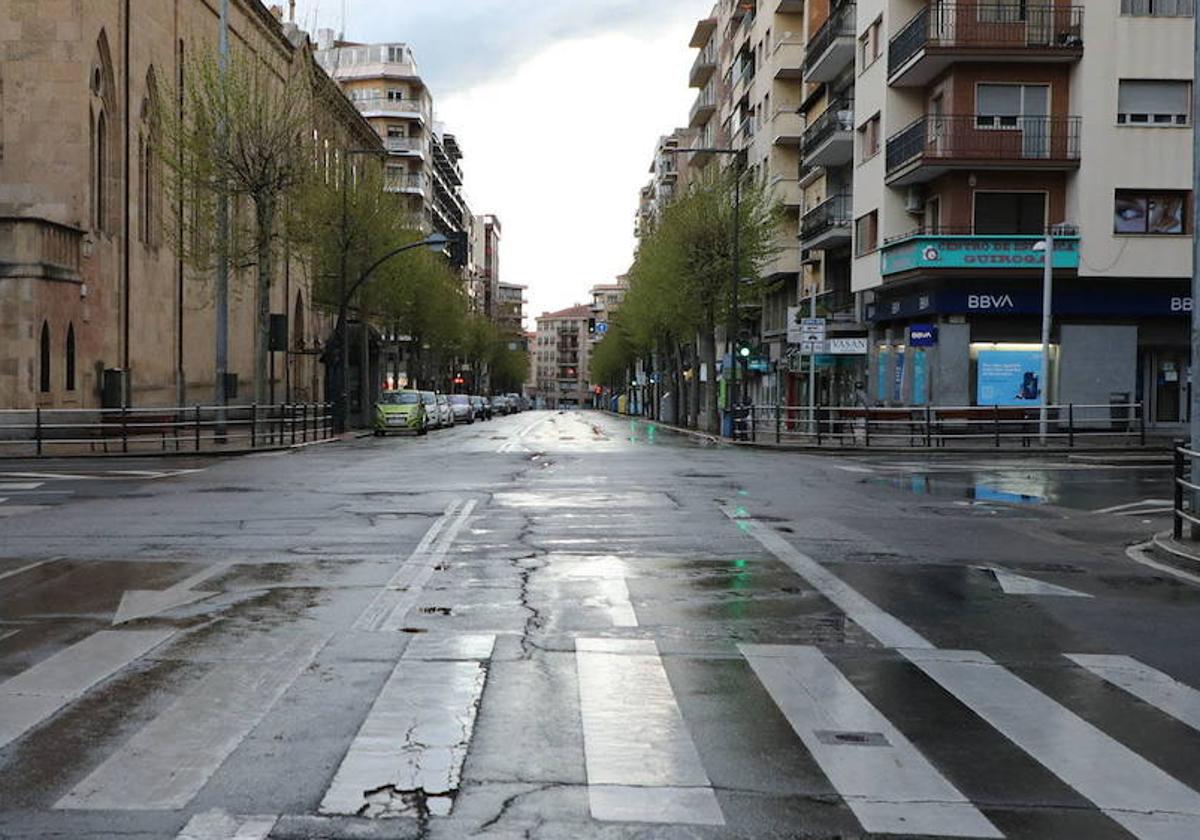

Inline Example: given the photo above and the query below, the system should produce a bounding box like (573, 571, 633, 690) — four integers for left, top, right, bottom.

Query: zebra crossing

(4, 496, 1200, 838)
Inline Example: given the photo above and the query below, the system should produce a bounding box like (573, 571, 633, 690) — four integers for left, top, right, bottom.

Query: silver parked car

(420, 391, 441, 428)
(435, 393, 455, 428)
(449, 394, 475, 425)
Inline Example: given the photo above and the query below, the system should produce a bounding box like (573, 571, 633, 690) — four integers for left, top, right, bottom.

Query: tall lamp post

(664, 147, 749, 436)
(1034, 233, 1054, 444)
(1190, 2, 1200, 533)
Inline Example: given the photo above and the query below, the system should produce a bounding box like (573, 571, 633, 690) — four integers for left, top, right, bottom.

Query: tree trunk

(254, 197, 274, 406)
(689, 335, 701, 430)
(700, 315, 718, 434)
(671, 341, 685, 427)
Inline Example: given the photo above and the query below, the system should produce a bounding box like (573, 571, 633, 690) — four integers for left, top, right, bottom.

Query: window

(858, 18, 882, 71)
(1114, 190, 1189, 234)
(1120, 0, 1195, 16)
(387, 125, 406, 138)
(855, 211, 878, 256)
(95, 111, 108, 230)
(1117, 80, 1190, 125)
(976, 84, 1048, 128)
(65, 324, 76, 392)
(39, 321, 51, 394)
(979, 0, 1027, 23)
(974, 192, 1046, 235)
(858, 114, 880, 162)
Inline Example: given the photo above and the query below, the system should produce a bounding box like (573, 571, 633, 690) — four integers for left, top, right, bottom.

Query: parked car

(505, 394, 522, 414)
(471, 395, 491, 421)
(490, 395, 510, 416)
(374, 390, 428, 436)
(449, 394, 475, 425)
(420, 391, 441, 428)
(435, 393, 455, 427)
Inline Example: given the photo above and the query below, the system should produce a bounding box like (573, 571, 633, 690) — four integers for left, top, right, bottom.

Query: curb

(0, 431, 369, 462)
(1151, 530, 1200, 571)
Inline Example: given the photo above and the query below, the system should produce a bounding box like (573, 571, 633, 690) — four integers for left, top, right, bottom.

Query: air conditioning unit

(904, 186, 925, 214)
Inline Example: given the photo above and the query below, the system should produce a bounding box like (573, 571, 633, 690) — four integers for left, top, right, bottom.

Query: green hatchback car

(374, 390, 428, 436)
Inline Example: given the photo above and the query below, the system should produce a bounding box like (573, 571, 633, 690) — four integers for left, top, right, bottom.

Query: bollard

(121, 405, 129, 454)
(925, 405, 933, 448)
(195, 406, 201, 451)
(1068, 404, 1075, 448)
(994, 405, 1001, 448)
(1175, 439, 1186, 541)
(250, 404, 258, 449)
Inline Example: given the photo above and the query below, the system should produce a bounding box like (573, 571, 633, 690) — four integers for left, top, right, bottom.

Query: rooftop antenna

(288, 0, 295, 22)
(339, 0, 346, 39)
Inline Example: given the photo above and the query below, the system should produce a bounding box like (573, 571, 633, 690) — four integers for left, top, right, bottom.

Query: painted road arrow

(989, 567, 1091, 598)
(113, 563, 231, 625)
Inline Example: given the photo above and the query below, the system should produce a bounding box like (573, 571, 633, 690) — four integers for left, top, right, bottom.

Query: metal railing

(0, 403, 335, 457)
(886, 114, 1082, 175)
(730, 403, 1146, 448)
(889, 4, 1084, 76)
(385, 137, 424, 154)
(801, 193, 853, 241)
(802, 102, 854, 154)
(1174, 443, 1200, 539)
(386, 172, 426, 193)
(804, 1, 856, 75)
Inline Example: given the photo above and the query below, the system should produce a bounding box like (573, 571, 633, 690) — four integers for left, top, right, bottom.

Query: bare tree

(155, 46, 313, 404)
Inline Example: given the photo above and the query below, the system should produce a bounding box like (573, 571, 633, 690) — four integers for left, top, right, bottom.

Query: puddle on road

(868, 474, 1046, 506)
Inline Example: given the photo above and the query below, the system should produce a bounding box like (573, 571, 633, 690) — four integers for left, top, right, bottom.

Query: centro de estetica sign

(881, 234, 1080, 276)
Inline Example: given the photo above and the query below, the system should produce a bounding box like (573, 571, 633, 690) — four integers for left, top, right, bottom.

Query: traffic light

(735, 331, 755, 361)
(588, 318, 596, 335)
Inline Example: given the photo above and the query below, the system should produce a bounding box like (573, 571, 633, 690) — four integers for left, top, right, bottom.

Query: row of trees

(591, 167, 781, 432)
(154, 46, 526, 420)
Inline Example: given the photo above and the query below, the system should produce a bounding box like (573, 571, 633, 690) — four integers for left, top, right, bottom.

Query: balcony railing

(385, 137, 424, 154)
(885, 114, 1082, 177)
(801, 194, 853, 242)
(889, 4, 1085, 78)
(690, 41, 719, 86)
(353, 97, 430, 119)
(804, 1, 855, 77)
(802, 102, 854, 155)
(385, 172, 425, 193)
(690, 84, 718, 126)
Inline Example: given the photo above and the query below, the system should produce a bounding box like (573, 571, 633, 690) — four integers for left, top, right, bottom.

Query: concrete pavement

(0, 411, 1197, 839)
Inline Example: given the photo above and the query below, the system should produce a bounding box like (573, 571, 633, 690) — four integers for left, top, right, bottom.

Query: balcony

(354, 96, 429, 122)
(690, 84, 718, 127)
(771, 108, 805, 146)
(772, 37, 805, 79)
(737, 114, 757, 142)
(804, 1, 855, 84)
(880, 228, 1081, 277)
(800, 194, 853, 250)
(385, 136, 425, 156)
(888, 4, 1084, 87)
(385, 172, 425, 195)
(769, 177, 803, 208)
(802, 102, 854, 167)
(775, 0, 805, 12)
(734, 57, 756, 94)
(0, 217, 83, 282)
(690, 41, 718, 88)
(885, 115, 1082, 185)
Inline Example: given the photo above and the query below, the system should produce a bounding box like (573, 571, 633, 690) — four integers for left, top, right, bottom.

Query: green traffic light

(739, 346, 752, 358)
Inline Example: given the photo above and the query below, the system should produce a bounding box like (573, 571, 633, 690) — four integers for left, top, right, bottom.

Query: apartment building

(0, 0, 378, 411)
(473, 214, 503, 320)
(496, 282, 527, 338)
(853, 0, 1194, 425)
(314, 35, 472, 242)
(534, 305, 593, 409)
(590, 279, 629, 338)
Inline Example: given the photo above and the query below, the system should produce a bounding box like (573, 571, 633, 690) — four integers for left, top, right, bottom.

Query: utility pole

(1190, 1, 1200, 533)
(1039, 231, 1053, 444)
(215, 0, 230, 411)
(808, 280, 817, 435)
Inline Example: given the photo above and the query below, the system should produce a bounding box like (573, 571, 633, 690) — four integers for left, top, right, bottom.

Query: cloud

(293, 0, 701, 93)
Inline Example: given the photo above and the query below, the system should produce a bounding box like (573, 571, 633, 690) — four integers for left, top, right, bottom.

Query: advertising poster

(976, 349, 1044, 407)
(892, 348, 906, 403)
(912, 350, 928, 406)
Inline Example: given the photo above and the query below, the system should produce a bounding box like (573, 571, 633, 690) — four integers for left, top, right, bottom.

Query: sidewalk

(0, 429, 366, 461)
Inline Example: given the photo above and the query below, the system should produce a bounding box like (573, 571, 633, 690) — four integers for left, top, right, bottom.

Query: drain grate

(815, 730, 890, 748)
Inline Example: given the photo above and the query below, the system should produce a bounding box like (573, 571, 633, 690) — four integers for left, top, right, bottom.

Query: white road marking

(834, 465, 875, 474)
(547, 557, 638, 627)
(742, 644, 1001, 838)
(1093, 499, 1173, 515)
(725, 507, 932, 650)
(353, 499, 462, 631)
(0, 556, 59, 583)
(990, 568, 1092, 598)
(1067, 655, 1200, 733)
(0, 505, 50, 518)
(176, 810, 277, 840)
(0, 629, 173, 749)
(320, 635, 496, 817)
(575, 637, 724, 826)
(0, 629, 18, 643)
(0, 482, 45, 491)
(1126, 543, 1200, 588)
(113, 562, 232, 625)
(905, 647, 1200, 840)
(1115, 507, 1175, 517)
(58, 631, 327, 811)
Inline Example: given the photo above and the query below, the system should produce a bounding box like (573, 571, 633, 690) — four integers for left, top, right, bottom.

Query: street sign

(786, 307, 803, 344)
(798, 317, 826, 353)
(595, 322, 609, 335)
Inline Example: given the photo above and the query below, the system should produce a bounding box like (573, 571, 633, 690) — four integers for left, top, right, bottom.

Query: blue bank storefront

(866, 234, 1190, 425)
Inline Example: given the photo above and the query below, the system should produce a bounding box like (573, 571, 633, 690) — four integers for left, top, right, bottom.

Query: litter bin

(1110, 391, 1131, 431)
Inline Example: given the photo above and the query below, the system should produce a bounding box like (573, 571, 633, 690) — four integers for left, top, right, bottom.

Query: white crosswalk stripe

(575, 637, 724, 826)
(176, 810, 277, 840)
(743, 644, 1001, 838)
(1067, 654, 1200, 733)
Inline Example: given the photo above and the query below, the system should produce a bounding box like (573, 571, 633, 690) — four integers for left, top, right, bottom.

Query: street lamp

(1033, 234, 1054, 444)
(664, 147, 749, 437)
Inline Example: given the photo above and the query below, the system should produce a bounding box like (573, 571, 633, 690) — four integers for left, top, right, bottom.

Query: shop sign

(977, 349, 1044, 407)
(827, 337, 869, 355)
(870, 290, 1195, 321)
(881, 235, 1080, 276)
(908, 325, 938, 347)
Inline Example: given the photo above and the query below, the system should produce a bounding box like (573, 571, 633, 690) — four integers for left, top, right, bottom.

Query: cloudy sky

(293, 0, 702, 326)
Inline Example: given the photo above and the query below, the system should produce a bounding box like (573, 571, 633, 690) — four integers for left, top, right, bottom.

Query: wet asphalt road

(0, 411, 1197, 840)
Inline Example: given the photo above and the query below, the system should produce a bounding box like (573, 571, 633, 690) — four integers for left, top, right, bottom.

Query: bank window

(858, 114, 880, 162)
(1114, 189, 1189, 234)
(855, 210, 878, 256)
(974, 192, 1047, 235)
(1117, 80, 1190, 125)
(1120, 0, 1195, 16)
